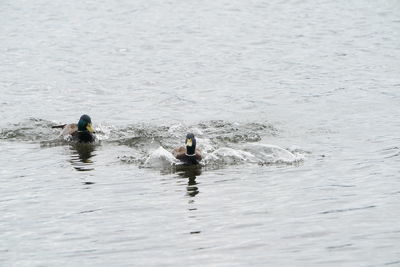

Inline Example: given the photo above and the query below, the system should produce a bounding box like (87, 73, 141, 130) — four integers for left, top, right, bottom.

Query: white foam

(190, 127, 203, 136)
(168, 123, 186, 136)
(196, 137, 214, 153)
(203, 147, 258, 165)
(242, 143, 303, 164)
(202, 143, 304, 166)
(144, 146, 179, 168)
(94, 123, 114, 141)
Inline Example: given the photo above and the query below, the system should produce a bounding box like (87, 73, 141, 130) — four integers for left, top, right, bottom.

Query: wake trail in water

(0, 118, 306, 168)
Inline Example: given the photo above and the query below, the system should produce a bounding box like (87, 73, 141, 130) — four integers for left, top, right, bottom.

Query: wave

(135, 143, 303, 170)
(1, 118, 305, 167)
(204, 143, 303, 166)
(0, 118, 55, 142)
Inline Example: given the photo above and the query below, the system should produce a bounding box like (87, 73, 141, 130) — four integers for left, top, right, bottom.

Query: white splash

(94, 123, 114, 141)
(242, 143, 303, 164)
(190, 127, 203, 136)
(202, 143, 304, 166)
(168, 123, 203, 137)
(168, 123, 187, 136)
(144, 146, 179, 168)
(203, 147, 258, 165)
(196, 137, 215, 153)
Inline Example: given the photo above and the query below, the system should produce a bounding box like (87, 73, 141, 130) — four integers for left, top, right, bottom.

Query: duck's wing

(172, 146, 186, 158)
(195, 149, 202, 161)
(60, 123, 78, 136)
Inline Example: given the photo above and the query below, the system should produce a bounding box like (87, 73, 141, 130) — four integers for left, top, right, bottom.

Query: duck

(172, 133, 202, 165)
(52, 114, 96, 143)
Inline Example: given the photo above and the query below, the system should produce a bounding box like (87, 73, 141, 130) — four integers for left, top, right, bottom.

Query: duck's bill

(86, 123, 95, 133)
(186, 138, 192, 147)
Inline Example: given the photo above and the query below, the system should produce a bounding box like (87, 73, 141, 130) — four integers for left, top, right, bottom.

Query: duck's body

(172, 133, 202, 165)
(53, 115, 95, 143)
(172, 147, 202, 165)
(70, 128, 95, 143)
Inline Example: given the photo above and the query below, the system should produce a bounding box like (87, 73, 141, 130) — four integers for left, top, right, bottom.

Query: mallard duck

(172, 133, 202, 165)
(52, 114, 95, 143)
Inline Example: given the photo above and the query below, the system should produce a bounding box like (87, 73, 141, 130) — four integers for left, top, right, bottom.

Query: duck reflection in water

(175, 164, 202, 197)
(69, 143, 96, 171)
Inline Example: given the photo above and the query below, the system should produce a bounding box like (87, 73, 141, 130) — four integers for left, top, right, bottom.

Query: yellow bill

(86, 123, 95, 133)
(186, 138, 193, 147)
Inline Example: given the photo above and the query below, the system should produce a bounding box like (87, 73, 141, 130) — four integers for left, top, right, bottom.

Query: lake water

(1, 0, 400, 266)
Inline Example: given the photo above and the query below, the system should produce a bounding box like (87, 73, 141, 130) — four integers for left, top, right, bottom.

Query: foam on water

(242, 143, 304, 164)
(0, 118, 304, 168)
(143, 146, 179, 168)
(201, 143, 303, 167)
(203, 147, 257, 165)
(93, 123, 114, 141)
(0, 118, 55, 142)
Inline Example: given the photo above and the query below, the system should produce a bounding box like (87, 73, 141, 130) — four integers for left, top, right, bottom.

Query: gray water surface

(1, 0, 400, 266)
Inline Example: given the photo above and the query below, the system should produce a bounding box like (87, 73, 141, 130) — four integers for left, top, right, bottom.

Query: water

(1, 0, 400, 266)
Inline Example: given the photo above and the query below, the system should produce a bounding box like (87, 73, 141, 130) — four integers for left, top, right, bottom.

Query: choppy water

(1, 0, 400, 266)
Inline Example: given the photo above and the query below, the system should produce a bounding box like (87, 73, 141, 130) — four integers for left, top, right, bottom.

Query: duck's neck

(186, 145, 196, 155)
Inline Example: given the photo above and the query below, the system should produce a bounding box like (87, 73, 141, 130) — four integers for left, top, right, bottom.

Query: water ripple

(320, 205, 376, 215)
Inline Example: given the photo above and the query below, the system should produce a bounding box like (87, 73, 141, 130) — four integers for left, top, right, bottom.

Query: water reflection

(69, 143, 96, 171)
(175, 165, 202, 197)
(174, 165, 202, 235)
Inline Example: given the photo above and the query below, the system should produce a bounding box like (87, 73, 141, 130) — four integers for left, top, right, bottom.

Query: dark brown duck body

(172, 133, 202, 165)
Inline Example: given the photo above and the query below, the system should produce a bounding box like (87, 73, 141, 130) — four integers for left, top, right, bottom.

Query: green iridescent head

(77, 114, 94, 133)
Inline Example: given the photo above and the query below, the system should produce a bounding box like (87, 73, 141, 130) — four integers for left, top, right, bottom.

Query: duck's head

(77, 114, 95, 133)
(185, 133, 196, 155)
